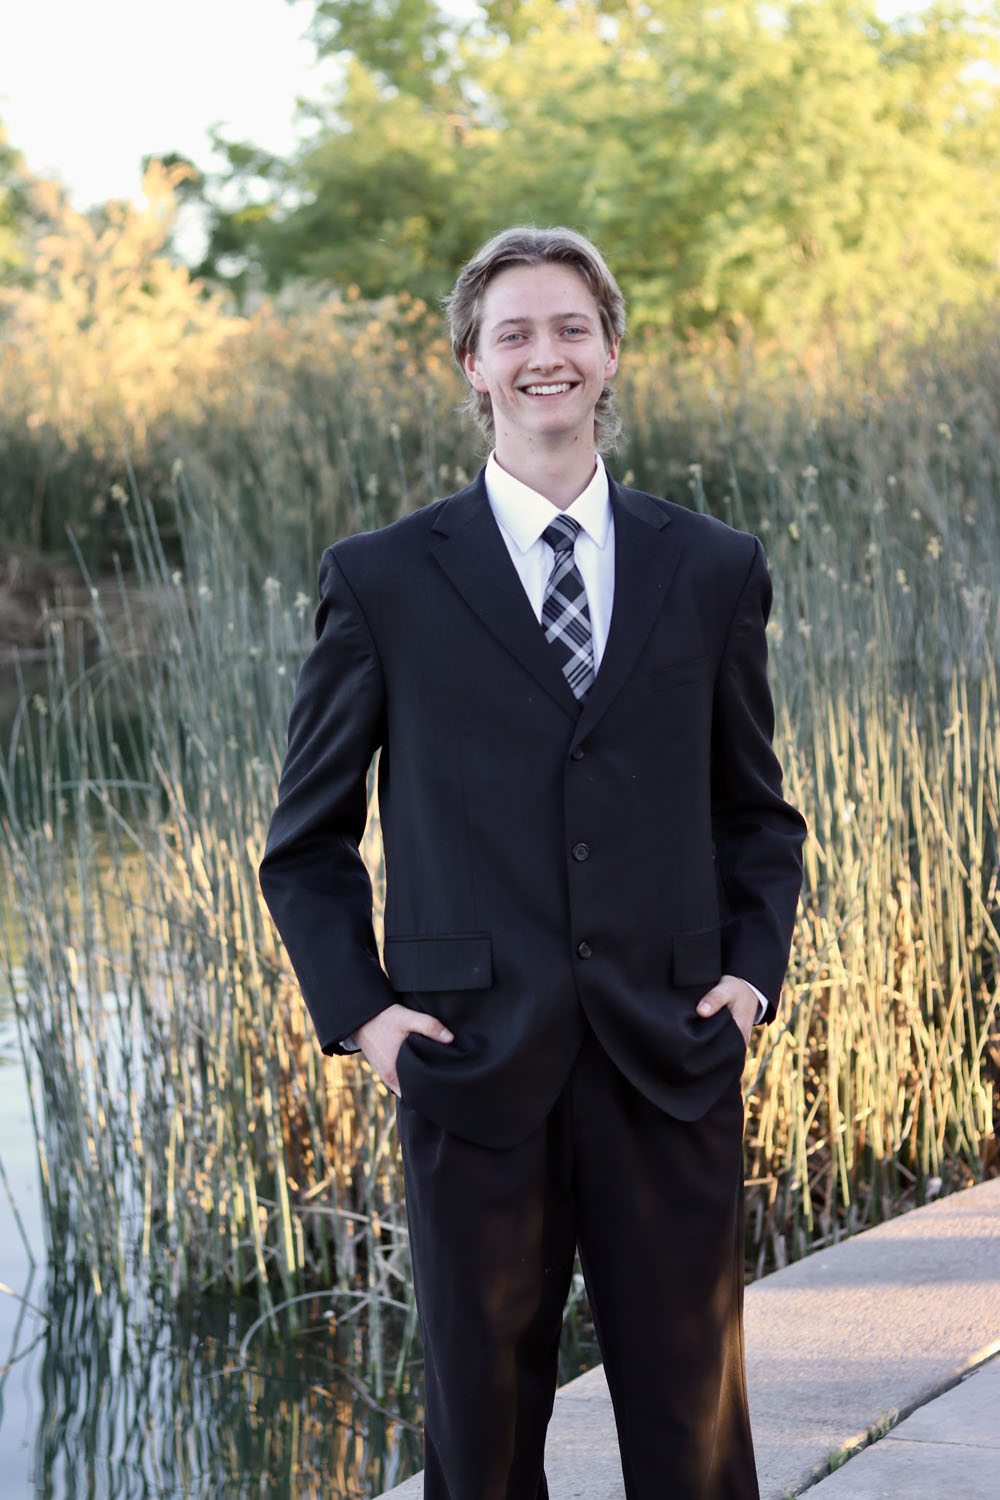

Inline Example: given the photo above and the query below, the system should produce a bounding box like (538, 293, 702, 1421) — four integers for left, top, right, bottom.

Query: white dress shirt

(484, 451, 615, 670)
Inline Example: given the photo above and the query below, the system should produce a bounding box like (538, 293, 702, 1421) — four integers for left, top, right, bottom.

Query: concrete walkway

(804, 1354, 1000, 1499)
(376, 1176, 1000, 1499)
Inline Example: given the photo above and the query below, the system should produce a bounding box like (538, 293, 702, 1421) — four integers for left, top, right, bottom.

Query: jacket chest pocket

(648, 653, 713, 692)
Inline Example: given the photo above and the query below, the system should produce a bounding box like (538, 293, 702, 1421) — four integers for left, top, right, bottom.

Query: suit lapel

(573, 480, 680, 741)
(430, 473, 682, 730)
(431, 475, 581, 718)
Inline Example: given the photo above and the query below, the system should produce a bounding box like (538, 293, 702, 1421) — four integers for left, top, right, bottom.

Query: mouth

(520, 382, 576, 397)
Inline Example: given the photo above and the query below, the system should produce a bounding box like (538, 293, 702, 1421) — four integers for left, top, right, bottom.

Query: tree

(306, 0, 461, 98)
(1, 161, 241, 453)
(191, 1, 1000, 345)
(0, 122, 31, 281)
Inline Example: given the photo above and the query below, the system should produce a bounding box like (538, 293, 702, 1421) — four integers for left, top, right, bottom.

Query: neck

(492, 439, 598, 511)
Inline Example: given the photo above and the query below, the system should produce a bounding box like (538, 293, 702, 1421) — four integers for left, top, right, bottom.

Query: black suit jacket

(260, 472, 806, 1147)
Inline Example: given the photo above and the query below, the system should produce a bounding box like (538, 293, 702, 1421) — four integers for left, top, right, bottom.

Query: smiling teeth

(524, 383, 572, 395)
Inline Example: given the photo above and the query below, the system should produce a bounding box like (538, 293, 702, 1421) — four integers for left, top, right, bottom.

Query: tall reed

(0, 481, 412, 1367)
(744, 672, 1000, 1273)
(1, 350, 997, 1325)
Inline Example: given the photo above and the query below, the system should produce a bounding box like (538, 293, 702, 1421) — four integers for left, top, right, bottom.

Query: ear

(604, 338, 620, 380)
(462, 348, 489, 393)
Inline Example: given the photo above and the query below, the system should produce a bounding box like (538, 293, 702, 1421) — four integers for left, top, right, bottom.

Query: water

(0, 999, 602, 1498)
(0, 996, 45, 1497)
(0, 996, 424, 1498)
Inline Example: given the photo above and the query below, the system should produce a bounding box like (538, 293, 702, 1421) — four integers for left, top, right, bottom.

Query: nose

(528, 333, 563, 370)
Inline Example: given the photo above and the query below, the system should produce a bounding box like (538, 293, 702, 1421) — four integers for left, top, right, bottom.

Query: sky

(1, 0, 338, 209)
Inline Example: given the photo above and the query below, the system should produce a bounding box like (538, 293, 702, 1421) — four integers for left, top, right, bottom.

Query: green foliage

(0, 162, 242, 553)
(264, 58, 472, 300)
(0, 121, 31, 281)
(306, 0, 459, 97)
(195, 0, 1000, 346)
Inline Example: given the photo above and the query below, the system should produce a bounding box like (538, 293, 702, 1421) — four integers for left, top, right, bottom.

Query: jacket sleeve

(710, 538, 806, 1020)
(259, 547, 396, 1052)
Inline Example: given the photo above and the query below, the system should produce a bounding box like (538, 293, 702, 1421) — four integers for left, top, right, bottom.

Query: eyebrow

(490, 311, 597, 332)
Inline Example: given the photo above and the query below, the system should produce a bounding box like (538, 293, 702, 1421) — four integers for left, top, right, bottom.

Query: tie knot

(542, 516, 581, 555)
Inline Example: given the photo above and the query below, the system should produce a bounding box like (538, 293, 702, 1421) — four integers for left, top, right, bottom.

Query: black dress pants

(396, 1030, 757, 1500)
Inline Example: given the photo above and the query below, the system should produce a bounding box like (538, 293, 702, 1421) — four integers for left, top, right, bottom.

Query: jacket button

(571, 842, 590, 862)
(570, 747, 585, 761)
(576, 940, 592, 959)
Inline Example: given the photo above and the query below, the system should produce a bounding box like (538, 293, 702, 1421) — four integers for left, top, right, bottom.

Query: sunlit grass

(744, 672, 1000, 1272)
(0, 486, 413, 1375)
(0, 280, 998, 1338)
(3, 467, 997, 1319)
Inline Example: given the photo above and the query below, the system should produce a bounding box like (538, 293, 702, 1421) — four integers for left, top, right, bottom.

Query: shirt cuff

(746, 982, 769, 1024)
(341, 1033, 361, 1053)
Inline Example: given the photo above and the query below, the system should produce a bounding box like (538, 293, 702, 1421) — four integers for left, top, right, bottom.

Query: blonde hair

(444, 226, 627, 452)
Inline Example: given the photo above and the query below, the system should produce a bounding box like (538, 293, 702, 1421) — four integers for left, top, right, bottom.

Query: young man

(260, 227, 806, 1499)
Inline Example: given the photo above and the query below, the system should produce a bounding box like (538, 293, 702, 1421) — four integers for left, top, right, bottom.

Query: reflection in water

(0, 997, 425, 1498)
(0, 991, 599, 1498)
(16, 1273, 423, 1498)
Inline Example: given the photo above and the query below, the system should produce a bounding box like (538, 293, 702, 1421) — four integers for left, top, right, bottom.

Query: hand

(696, 974, 759, 1046)
(355, 1004, 454, 1097)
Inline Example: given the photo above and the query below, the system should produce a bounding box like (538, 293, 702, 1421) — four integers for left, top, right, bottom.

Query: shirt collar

(484, 452, 612, 554)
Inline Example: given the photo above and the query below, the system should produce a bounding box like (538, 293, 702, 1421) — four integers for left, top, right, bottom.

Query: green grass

(0, 323, 997, 1331)
(1, 482, 411, 1356)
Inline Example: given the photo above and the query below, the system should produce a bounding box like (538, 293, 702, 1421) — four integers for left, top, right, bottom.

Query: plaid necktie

(541, 516, 595, 701)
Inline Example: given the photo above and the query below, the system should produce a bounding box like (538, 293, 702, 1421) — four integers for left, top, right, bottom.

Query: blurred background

(1, 3, 998, 1496)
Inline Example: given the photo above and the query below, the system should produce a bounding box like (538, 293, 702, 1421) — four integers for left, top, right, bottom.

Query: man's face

(462, 262, 619, 454)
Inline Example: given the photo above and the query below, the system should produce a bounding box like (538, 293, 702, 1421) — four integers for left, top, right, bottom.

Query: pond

(0, 989, 600, 1498)
(0, 991, 425, 1498)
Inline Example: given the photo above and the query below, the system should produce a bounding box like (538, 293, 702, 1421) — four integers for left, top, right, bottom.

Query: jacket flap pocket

(383, 934, 493, 993)
(671, 926, 721, 987)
